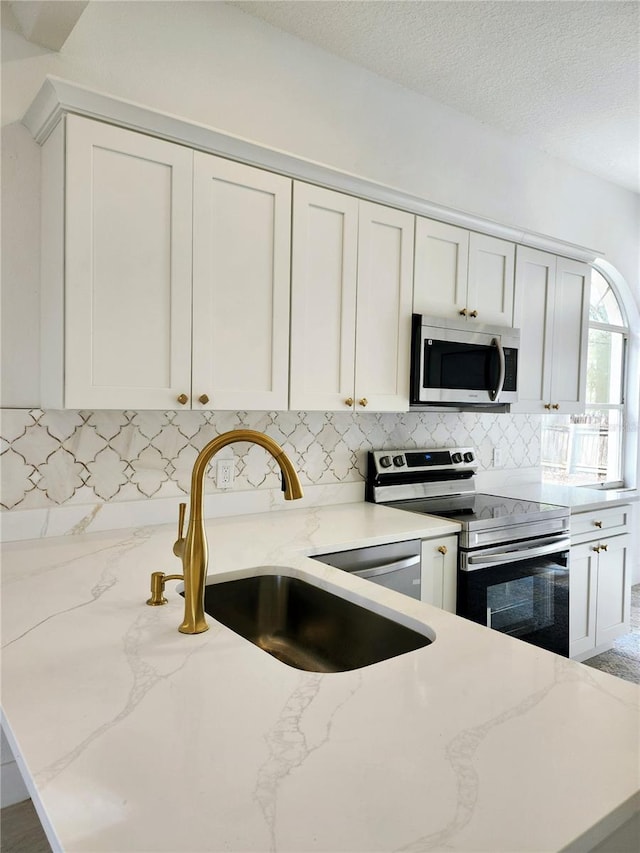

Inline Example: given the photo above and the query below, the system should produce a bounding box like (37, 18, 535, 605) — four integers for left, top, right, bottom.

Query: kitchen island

(2, 502, 639, 852)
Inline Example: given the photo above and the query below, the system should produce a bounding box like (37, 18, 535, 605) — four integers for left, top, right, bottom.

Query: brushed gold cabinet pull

(552, 403, 560, 410)
(358, 398, 368, 408)
(594, 520, 603, 528)
(459, 308, 467, 316)
(592, 545, 601, 553)
(600, 543, 608, 552)
(177, 393, 188, 405)
(469, 310, 478, 318)
(345, 397, 354, 407)
(198, 394, 210, 405)
(438, 545, 448, 555)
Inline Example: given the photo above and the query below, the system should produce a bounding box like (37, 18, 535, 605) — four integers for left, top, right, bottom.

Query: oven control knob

(393, 455, 405, 467)
(379, 455, 392, 469)
(463, 452, 474, 463)
(451, 452, 463, 464)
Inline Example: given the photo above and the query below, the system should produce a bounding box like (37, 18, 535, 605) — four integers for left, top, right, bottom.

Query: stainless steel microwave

(410, 314, 520, 407)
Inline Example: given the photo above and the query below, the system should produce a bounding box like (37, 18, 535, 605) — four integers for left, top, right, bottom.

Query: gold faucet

(146, 429, 304, 633)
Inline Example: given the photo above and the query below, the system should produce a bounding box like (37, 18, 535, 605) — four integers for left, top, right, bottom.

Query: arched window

(542, 268, 628, 486)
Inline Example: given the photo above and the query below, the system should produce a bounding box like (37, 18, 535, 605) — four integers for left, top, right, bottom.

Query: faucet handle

(177, 502, 186, 539)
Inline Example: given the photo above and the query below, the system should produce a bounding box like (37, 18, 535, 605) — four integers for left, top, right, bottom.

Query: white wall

(2, 0, 639, 407)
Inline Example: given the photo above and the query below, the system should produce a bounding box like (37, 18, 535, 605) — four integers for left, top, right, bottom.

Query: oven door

(457, 536, 570, 656)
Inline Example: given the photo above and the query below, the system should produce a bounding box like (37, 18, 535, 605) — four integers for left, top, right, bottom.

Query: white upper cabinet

(290, 183, 414, 412)
(512, 246, 590, 414)
(413, 218, 515, 327)
(192, 153, 291, 411)
(41, 115, 291, 410)
(55, 115, 194, 410)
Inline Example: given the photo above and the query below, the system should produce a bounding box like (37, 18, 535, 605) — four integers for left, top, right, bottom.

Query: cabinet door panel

(421, 535, 457, 612)
(550, 257, 590, 413)
(65, 116, 193, 409)
(595, 535, 630, 647)
(290, 183, 358, 411)
(511, 247, 555, 413)
(355, 202, 413, 411)
(413, 218, 468, 317)
(192, 154, 291, 410)
(467, 233, 515, 326)
(569, 542, 598, 658)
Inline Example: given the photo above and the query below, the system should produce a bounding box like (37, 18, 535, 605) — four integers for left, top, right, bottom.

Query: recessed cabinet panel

(467, 233, 514, 326)
(413, 219, 468, 317)
(64, 116, 193, 409)
(290, 184, 359, 410)
(550, 257, 590, 412)
(595, 535, 630, 647)
(355, 202, 414, 411)
(192, 154, 291, 410)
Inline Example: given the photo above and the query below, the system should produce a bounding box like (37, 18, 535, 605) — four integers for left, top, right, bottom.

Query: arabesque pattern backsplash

(0, 409, 541, 511)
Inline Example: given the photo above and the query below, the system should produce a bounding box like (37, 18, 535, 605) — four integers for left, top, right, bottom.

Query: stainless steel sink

(202, 572, 432, 672)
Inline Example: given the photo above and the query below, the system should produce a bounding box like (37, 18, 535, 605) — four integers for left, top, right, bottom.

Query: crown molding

(22, 76, 602, 263)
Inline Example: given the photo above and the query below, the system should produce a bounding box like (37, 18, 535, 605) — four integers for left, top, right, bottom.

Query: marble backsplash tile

(0, 409, 541, 511)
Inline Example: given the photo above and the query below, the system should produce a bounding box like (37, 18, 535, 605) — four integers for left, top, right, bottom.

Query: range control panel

(370, 447, 476, 475)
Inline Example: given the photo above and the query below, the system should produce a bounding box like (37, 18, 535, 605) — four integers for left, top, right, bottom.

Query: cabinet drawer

(571, 505, 630, 543)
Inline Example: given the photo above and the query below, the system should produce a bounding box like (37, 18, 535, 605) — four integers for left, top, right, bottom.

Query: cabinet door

(64, 116, 193, 409)
(569, 541, 598, 658)
(511, 247, 555, 414)
(413, 218, 469, 318)
(549, 257, 590, 413)
(595, 534, 631, 647)
(467, 233, 515, 326)
(290, 183, 359, 411)
(421, 535, 457, 612)
(192, 154, 291, 410)
(354, 202, 414, 412)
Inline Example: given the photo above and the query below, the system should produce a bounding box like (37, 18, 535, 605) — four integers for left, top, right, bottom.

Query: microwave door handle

(351, 555, 420, 580)
(489, 337, 506, 401)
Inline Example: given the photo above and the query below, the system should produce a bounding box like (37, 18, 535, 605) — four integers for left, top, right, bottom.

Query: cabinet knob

(544, 403, 552, 410)
(437, 545, 448, 555)
(552, 403, 560, 410)
(176, 393, 189, 406)
(198, 394, 210, 405)
(600, 543, 608, 552)
(592, 545, 601, 553)
(345, 397, 354, 407)
(358, 398, 368, 408)
(459, 308, 467, 317)
(469, 310, 478, 318)
(594, 520, 603, 528)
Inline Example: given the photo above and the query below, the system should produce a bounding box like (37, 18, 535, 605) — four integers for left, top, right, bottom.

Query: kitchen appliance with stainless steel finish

(366, 447, 571, 656)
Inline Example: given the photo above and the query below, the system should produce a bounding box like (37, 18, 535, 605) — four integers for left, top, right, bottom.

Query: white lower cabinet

(421, 535, 457, 613)
(570, 512, 631, 660)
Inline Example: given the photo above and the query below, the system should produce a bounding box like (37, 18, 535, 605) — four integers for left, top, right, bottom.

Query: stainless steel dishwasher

(311, 539, 422, 601)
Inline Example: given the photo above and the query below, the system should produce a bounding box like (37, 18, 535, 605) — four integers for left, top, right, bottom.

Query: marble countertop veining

(1, 501, 639, 853)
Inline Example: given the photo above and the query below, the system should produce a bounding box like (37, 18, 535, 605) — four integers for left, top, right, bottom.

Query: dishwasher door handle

(351, 554, 421, 580)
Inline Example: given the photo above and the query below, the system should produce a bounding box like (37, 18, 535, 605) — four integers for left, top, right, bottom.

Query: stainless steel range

(366, 447, 571, 656)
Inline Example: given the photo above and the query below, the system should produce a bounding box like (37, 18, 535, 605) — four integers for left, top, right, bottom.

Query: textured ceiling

(231, 0, 640, 193)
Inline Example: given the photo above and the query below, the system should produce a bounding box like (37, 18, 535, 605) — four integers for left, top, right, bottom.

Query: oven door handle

(489, 337, 505, 402)
(351, 555, 420, 579)
(465, 538, 570, 570)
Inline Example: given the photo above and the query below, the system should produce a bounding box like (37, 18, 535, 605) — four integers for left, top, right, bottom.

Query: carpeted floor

(582, 583, 640, 684)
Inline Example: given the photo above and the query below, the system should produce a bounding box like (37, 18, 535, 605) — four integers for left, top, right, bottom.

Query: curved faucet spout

(176, 429, 304, 634)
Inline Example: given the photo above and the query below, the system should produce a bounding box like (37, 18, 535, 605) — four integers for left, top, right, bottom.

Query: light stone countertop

(480, 482, 639, 513)
(1, 501, 639, 853)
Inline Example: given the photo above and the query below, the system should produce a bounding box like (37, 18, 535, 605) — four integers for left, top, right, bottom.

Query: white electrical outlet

(216, 458, 235, 489)
(493, 448, 503, 468)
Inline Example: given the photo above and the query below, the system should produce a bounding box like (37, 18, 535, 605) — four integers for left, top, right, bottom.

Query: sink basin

(202, 572, 432, 672)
